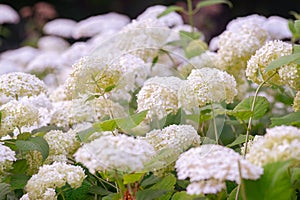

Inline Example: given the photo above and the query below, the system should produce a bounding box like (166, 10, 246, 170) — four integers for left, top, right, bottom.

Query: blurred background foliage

(0, 0, 299, 52)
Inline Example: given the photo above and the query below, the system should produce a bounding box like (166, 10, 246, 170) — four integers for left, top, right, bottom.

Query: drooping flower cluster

(246, 125, 300, 166)
(246, 40, 293, 85)
(74, 134, 156, 173)
(175, 144, 263, 195)
(23, 162, 86, 200)
(293, 91, 300, 112)
(178, 68, 237, 111)
(137, 76, 183, 120)
(0, 142, 16, 178)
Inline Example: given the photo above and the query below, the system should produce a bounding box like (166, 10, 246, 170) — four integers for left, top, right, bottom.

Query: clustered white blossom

(175, 144, 263, 195)
(137, 76, 183, 120)
(0, 4, 19, 24)
(0, 142, 16, 177)
(23, 162, 86, 200)
(246, 40, 293, 85)
(178, 68, 237, 111)
(246, 125, 300, 166)
(74, 134, 156, 173)
(294, 91, 300, 112)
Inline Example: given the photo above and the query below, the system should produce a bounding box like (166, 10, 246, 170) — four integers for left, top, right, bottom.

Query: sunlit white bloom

(25, 162, 85, 200)
(0, 100, 39, 136)
(188, 51, 222, 70)
(178, 68, 237, 111)
(226, 14, 267, 31)
(137, 5, 183, 27)
(0, 46, 39, 67)
(43, 18, 77, 38)
(0, 72, 47, 99)
(37, 36, 69, 52)
(246, 40, 292, 85)
(0, 59, 23, 75)
(175, 144, 263, 195)
(74, 134, 155, 173)
(72, 12, 130, 39)
(263, 16, 292, 40)
(208, 36, 219, 51)
(137, 76, 183, 120)
(246, 125, 300, 166)
(293, 91, 300, 112)
(0, 4, 19, 24)
(0, 142, 16, 177)
(60, 42, 91, 67)
(278, 64, 300, 90)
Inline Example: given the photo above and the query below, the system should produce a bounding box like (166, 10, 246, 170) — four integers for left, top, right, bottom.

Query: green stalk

(211, 103, 219, 144)
(187, 0, 195, 33)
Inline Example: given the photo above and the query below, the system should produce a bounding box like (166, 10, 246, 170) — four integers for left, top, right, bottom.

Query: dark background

(0, 0, 299, 52)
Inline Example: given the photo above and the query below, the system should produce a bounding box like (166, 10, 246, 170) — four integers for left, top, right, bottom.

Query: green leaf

(243, 160, 293, 200)
(61, 181, 93, 200)
(265, 53, 300, 72)
(31, 125, 64, 135)
(16, 132, 31, 140)
(77, 126, 97, 143)
(151, 55, 159, 68)
(288, 20, 297, 35)
(227, 134, 254, 147)
(16, 136, 49, 160)
(184, 40, 207, 59)
(179, 30, 202, 42)
(290, 11, 300, 20)
(88, 185, 111, 196)
(144, 148, 176, 171)
(270, 110, 300, 127)
(94, 119, 117, 131)
(231, 96, 269, 121)
(114, 110, 148, 133)
(148, 174, 176, 200)
(105, 84, 116, 93)
(10, 174, 30, 190)
(294, 19, 300, 33)
(196, 0, 232, 9)
(0, 183, 11, 200)
(136, 189, 168, 200)
(172, 191, 199, 200)
(293, 44, 300, 53)
(291, 167, 300, 190)
(140, 175, 162, 188)
(123, 172, 145, 184)
(157, 6, 184, 18)
(84, 94, 100, 103)
(9, 159, 28, 174)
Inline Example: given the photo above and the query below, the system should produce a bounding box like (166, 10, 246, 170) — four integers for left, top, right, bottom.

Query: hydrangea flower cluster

(74, 134, 156, 173)
(246, 125, 300, 166)
(178, 68, 237, 111)
(137, 76, 183, 120)
(175, 144, 263, 195)
(293, 91, 300, 112)
(23, 162, 86, 200)
(0, 142, 16, 178)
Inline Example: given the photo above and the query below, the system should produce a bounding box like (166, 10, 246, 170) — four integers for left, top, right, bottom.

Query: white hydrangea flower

(178, 68, 237, 111)
(226, 14, 267, 31)
(143, 124, 200, 154)
(25, 162, 86, 200)
(188, 51, 222, 70)
(246, 40, 293, 85)
(217, 23, 269, 68)
(278, 64, 300, 90)
(37, 36, 70, 52)
(60, 42, 91, 67)
(293, 91, 300, 112)
(43, 18, 77, 38)
(175, 144, 263, 195)
(74, 134, 155, 173)
(72, 12, 130, 39)
(137, 76, 183, 120)
(0, 100, 39, 136)
(0, 72, 47, 99)
(0, 46, 39, 67)
(137, 5, 183, 27)
(246, 125, 300, 166)
(44, 130, 80, 163)
(0, 4, 19, 24)
(0, 142, 16, 177)
(263, 16, 292, 40)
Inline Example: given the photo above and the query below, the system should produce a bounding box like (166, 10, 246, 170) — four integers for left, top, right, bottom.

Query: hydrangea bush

(0, 0, 300, 199)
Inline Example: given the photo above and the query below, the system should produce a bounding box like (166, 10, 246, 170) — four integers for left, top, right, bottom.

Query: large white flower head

(116, 18, 170, 61)
(25, 162, 86, 200)
(43, 18, 77, 38)
(37, 36, 69, 52)
(0, 100, 39, 137)
(143, 124, 200, 154)
(217, 23, 269, 68)
(44, 129, 80, 163)
(137, 5, 183, 27)
(137, 76, 183, 120)
(278, 64, 300, 90)
(178, 68, 237, 111)
(0, 4, 19, 24)
(0, 72, 47, 100)
(293, 91, 300, 112)
(0, 46, 39, 67)
(246, 40, 293, 85)
(0, 142, 16, 177)
(175, 144, 263, 195)
(246, 125, 300, 166)
(74, 134, 155, 174)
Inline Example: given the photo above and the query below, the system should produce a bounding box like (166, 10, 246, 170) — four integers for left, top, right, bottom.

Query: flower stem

(211, 103, 219, 144)
(186, 0, 195, 33)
